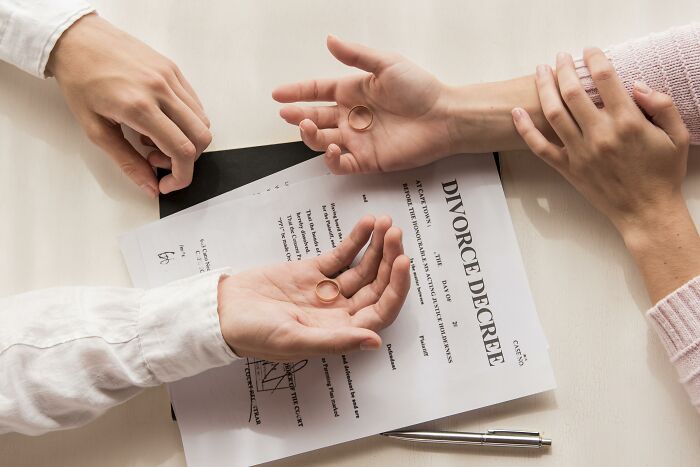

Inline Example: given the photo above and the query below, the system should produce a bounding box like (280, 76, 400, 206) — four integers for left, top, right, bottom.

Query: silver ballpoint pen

(381, 429, 552, 449)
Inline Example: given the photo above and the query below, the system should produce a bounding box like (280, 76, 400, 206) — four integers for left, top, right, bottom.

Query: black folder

(158, 141, 320, 218)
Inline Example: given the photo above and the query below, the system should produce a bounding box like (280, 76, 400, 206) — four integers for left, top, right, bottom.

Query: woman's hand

(47, 14, 212, 196)
(272, 35, 454, 175)
(217, 215, 411, 361)
(512, 48, 699, 302)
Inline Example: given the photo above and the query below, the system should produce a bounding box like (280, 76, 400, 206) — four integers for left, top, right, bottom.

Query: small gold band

(347, 105, 374, 131)
(315, 278, 341, 303)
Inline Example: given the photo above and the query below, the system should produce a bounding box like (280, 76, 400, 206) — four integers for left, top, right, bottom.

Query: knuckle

(161, 58, 178, 74)
(591, 135, 617, 155)
(177, 141, 197, 160)
(195, 129, 213, 150)
(123, 96, 154, 120)
(145, 73, 169, 92)
(543, 107, 565, 125)
(591, 66, 615, 83)
(560, 86, 582, 103)
(615, 116, 641, 137)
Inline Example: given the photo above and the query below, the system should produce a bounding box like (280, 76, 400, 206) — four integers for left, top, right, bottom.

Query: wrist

(443, 75, 555, 155)
(217, 275, 240, 356)
(617, 195, 696, 255)
(45, 12, 100, 78)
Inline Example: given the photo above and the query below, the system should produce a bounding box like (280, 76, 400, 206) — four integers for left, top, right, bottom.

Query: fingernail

(140, 184, 158, 198)
(512, 108, 524, 122)
(634, 81, 652, 94)
(360, 340, 380, 351)
(536, 64, 547, 78)
(556, 52, 567, 64)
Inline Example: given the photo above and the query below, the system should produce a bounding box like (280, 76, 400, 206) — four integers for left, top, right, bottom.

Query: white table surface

(1, 1, 700, 466)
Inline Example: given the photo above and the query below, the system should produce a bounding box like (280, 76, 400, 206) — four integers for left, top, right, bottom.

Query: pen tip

(542, 438, 552, 446)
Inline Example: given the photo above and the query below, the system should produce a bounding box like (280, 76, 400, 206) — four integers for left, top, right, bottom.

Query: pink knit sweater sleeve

(575, 23, 700, 144)
(647, 278, 700, 412)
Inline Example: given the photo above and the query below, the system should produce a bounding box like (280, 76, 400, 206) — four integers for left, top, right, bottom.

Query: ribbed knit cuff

(574, 23, 700, 144)
(647, 276, 700, 409)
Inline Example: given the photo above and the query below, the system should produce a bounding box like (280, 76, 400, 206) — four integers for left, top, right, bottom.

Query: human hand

(512, 48, 690, 238)
(272, 35, 453, 175)
(217, 215, 411, 361)
(46, 14, 212, 196)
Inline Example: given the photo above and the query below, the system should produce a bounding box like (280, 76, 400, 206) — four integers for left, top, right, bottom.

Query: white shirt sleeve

(0, 0, 95, 78)
(0, 268, 239, 436)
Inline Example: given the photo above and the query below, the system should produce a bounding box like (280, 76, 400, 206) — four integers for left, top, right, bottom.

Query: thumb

(633, 82, 689, 146)
(326, 34, 398, 74)
(85, 118, 159, 197)
(286, 324, 381, 357)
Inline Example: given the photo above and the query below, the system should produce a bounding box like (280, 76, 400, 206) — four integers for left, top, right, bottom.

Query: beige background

(1, 1, 700, 466)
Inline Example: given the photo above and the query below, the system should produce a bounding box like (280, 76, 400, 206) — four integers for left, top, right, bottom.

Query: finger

(271, 78, 338, 103)
(324, 144, 362, 175)
(336, 215, 392, 296)
(147, 150, 172, 170)
(173, 65, 205, 110)
(121, 106, 197, 189)
(170, 78, 211, 128)
(280, 105, 339, 129)
(583, 47, 635, 112)
(85, 118, 158, 198)
(275, 324, 381, 358)
(555, 52, 599, 128)
(348, 226, 404, 310)
(316, 215, 375, 276)
(633, 82, 690, 147)
(326, 34, 399, 74)
(300, 119, 343, 152)
(118, 96, 197, 163)
(127, 108, 198, 194)
(512, 108, 568, 169)
(536, 64, 581, 146)
(161, 93, 213, 155)
(351, 255, 411, 331)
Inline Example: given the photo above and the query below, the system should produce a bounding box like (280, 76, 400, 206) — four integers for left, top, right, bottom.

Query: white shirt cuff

(0, 0, 95, 78)
(138, 268, 239, 383)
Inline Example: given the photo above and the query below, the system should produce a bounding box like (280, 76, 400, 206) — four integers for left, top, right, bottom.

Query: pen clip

(486, 429, 542, 437)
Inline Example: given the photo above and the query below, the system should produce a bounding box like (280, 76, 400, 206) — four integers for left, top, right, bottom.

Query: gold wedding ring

(347, 105, 374, 131)
(315, 278, 342, 303)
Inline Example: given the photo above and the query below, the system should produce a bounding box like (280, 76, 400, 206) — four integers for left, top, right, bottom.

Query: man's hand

(46, 14, 212, 196)
(272, 35, 453, 175)
(217, 215, 410, 361)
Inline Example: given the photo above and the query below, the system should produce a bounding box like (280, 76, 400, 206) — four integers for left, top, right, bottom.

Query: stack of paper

(120, 153, 555, 467)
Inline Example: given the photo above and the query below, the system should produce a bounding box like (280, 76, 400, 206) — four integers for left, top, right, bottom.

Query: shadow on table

(0, 61, 152, 203)
(0, 386, 182, 467)
(500, 146, 700, 312)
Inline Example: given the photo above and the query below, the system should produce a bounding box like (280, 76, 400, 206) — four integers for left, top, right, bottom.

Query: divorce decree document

(120, 154, 555, 467)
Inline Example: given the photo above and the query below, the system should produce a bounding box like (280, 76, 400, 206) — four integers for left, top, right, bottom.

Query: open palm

(272, 35, 453, 174)
(218, 216, 410, 362)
